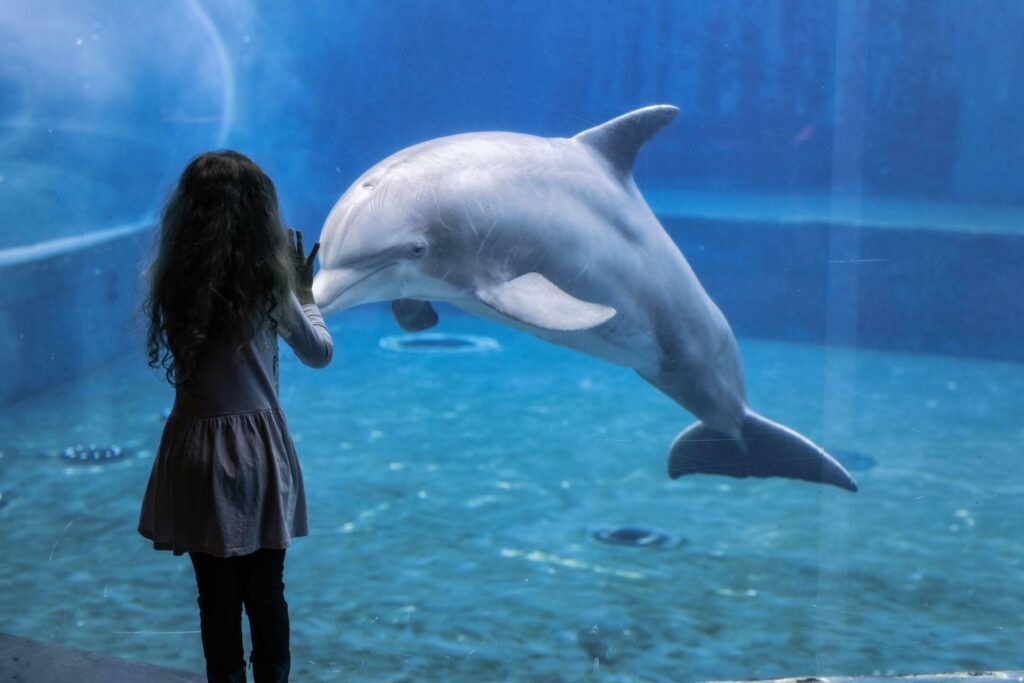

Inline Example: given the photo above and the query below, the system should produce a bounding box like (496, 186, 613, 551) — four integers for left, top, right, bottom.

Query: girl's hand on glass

(288, 228, 320, 305)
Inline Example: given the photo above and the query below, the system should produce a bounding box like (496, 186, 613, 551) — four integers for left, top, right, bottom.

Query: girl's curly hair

(145, 150, 296, 387)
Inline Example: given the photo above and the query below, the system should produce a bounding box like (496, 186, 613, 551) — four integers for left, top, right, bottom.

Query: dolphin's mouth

(314, 263, 398, 314)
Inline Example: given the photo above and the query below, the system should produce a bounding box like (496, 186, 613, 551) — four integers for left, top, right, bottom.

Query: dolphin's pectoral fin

(391, 299, 439, 332)
(667, 411, 858, 492)
(476, 272, 616, 332)
(573, 105, 679, 177)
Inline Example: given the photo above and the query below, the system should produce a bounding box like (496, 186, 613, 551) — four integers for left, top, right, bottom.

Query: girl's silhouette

(139, 150, 333, 683)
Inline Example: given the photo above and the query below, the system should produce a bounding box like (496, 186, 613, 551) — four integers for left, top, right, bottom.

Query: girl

(138, 150, 333, 683)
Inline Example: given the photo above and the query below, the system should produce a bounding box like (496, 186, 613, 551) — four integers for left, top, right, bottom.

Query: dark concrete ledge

(0, 633, 201, 683)
(2, 632, 1021, 682)
(708, 673, 1024, 683)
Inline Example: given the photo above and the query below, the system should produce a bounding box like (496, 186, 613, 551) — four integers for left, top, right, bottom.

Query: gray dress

(138, 295, 333, 557)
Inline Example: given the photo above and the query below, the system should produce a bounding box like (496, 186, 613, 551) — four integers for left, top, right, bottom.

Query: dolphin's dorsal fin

(572, 105, 679, 177)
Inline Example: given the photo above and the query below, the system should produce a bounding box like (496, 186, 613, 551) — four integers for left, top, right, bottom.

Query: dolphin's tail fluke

(667, 411, 858, 492)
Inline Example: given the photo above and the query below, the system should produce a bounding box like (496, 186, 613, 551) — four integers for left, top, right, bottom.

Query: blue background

(2, 0, 1023, 398)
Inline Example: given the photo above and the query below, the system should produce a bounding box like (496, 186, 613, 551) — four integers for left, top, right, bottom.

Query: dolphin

(313, 105, 857, 492)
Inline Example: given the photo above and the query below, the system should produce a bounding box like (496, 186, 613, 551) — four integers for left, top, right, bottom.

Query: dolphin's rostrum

(313, 105, 858, 492)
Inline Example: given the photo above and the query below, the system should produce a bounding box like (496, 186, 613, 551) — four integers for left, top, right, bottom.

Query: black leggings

(189, 548, 289, 676)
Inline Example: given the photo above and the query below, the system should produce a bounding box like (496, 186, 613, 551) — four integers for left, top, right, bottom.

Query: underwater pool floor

(1, 309, 1022, 682)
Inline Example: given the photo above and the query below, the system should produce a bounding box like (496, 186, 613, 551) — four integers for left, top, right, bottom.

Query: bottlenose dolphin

(313, 105, 857, 491)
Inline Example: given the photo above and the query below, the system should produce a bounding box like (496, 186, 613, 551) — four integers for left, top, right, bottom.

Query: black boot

(207, 667, 246, 683)
(251, 653, 289, 683)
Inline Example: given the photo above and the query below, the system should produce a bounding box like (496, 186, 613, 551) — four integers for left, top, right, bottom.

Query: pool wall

(0, 229, 151, 407)
(665, 217, 1024, 361)
(2, 216, 1020, 408)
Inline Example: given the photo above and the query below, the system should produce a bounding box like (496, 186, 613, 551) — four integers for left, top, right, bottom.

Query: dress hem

(138, 526, 307, 558)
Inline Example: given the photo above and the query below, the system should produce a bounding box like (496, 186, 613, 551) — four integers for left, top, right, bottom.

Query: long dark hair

(145, 150, 295, 387)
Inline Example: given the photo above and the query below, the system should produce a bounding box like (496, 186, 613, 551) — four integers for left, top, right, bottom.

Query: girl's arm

(276, 228, 333, 367)
(275, 293, 334, 368)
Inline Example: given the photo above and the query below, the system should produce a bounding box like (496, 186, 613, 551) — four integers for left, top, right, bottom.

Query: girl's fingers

(296, 230, 305, 257)
(287, 228, 295, 251)
(306, 242, 320, 267)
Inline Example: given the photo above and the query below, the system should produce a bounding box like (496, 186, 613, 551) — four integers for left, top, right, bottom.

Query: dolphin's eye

(410, 241, 428, 258)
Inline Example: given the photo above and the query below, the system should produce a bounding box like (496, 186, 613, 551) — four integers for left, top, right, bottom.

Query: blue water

(1, 306, 1022, 681)
(3, 2, 1024, 680)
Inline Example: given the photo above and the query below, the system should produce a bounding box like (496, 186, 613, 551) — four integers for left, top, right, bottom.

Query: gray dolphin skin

(313, 105, 858, 491)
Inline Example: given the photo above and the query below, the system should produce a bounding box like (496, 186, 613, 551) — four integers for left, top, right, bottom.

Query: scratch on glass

(48, 517, 78, 562)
